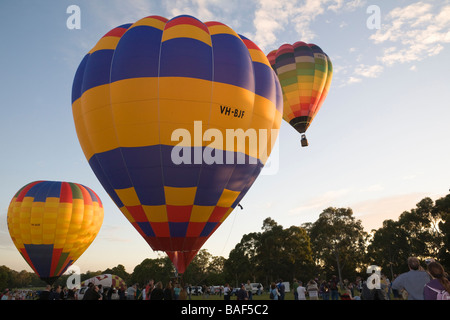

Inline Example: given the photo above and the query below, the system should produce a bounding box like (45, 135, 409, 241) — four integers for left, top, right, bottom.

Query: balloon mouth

(289, 117, 310, 134)
(40, 276, 60, 286)
(166, 251, 199, 274)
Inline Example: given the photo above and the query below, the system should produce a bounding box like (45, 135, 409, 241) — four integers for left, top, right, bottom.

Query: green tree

(433, 193, 450, 268)
(282, 225, 313, 280)
(130, 256, 173, 286)
(224, 233, 257, 287)
(307, 207, 367, 283)
(184, 249, 226, 286)
(397, 197, 443, 259)
(256, 219, 312, 284)
(367, 219, 410, 279)
(103, 264, 130, 283)
(224, 218, 313, 287)
(207, 256, 226, 285)
(256, 218, 285, 283)
(0, 266, 11, 291)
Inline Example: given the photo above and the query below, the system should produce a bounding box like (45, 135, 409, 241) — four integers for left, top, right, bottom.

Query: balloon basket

(301, 134, 309, 147)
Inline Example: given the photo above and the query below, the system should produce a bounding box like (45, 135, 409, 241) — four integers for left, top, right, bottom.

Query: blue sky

(1, 0, 450, 274)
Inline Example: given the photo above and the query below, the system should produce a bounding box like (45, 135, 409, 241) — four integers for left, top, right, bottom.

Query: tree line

(1, 193, 449, 291)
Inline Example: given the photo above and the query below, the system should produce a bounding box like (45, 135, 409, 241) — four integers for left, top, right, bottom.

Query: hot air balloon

(81, 274, 126, 289)
(267, 42, 332, 147)
(7, 180, 104, 285)
(71, 15, 282, 274)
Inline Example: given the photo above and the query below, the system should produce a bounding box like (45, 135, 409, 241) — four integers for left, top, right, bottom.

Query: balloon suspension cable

(220, 203, 242, 257)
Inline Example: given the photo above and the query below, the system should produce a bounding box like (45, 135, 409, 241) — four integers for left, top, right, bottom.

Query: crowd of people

(1, 257, 449, 301)
(283, 257, 450, 301)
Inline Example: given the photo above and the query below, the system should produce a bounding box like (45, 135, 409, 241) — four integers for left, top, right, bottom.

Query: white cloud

(352, 192, 432, 231)
(347, 76, 362, 84)
(339, 2, 450, 87)
(88, 0, 238, 30)
(371, 2, 450, 66)
(354, 64, 384, 78)
(251, 0, 293, 51)
(251, 0, 365, 51)
(288, 188, 351, 214)
(327, 0, 365, 12)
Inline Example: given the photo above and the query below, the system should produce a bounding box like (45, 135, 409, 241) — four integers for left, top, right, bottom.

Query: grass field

(187, 291, 345, 301)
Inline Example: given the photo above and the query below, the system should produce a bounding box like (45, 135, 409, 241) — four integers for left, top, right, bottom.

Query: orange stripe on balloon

(165, 16, 208, 33)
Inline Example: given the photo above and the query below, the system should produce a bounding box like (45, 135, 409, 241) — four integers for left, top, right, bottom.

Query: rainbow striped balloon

(7, 181, 104, 284)
(72, 15, 282, 273)
(267, 42, 332, 137)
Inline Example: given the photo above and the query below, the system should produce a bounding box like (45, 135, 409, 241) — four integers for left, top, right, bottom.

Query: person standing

(84, 285, 102, 300)
(306, 280, 319, 300)
(237, 283, 248, 300)
(320, 280, 330, 300)
(391, 257, 431, 300)
(223, 283, 231, 301)
(127, 284, 136, 300)
(173, 283, 181, 300)
(293, 279, 299, 300)
(296, 281, 307, 300)
(118, 286, 126, 300)
(150, 281, 164, 300)
(330, 275, 339, 300)
(145, 280, 154, 300)
(39, 285, 51, 300)
(270, 283, 279, 300)
(106, 286, 114, 300)
(277, 279, 285, 300)
(163, 281, 173, 300)
(245, 280, 253, 300)
(424, 261, 450, 300)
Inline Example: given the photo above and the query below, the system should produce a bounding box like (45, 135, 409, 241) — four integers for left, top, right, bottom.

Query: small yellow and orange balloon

(267, 42, 333, 146)
(7, 180, 104, 285)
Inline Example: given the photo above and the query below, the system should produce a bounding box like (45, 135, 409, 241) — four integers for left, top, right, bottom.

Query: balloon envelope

(7, 180, 104, 285)
(71, 15, 282, 273)
(267, 42, 332, 136)
(81, 274, 126, 289)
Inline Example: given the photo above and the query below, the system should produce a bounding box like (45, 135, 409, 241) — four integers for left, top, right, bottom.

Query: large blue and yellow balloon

(71, 15, 282, 273)
(7, 181, 104, 284)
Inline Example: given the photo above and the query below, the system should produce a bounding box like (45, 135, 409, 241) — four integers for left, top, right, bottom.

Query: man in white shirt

(223, 283, 231, 300)
(297, 281, 307, 300)
(126, 284, 136, 300)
